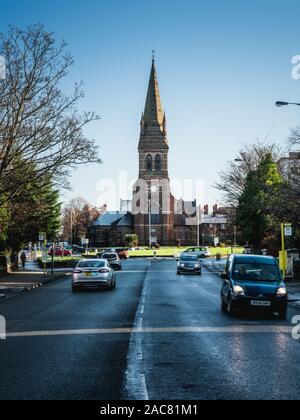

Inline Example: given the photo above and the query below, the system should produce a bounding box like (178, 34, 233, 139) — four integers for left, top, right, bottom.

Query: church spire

(143, 57, 164, 127)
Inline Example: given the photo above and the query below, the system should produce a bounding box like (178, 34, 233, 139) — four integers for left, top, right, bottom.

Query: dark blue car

(221, 255, 288, 319)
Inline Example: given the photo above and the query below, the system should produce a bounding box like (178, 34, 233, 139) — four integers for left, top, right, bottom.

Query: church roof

(93, 212, 125, 226)
(93, 211, 134, 228)
(143, 59, 165, 127)
(116, 212, 134, 227)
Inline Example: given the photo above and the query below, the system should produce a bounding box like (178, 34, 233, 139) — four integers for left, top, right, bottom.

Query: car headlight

(277, 287, 287, 297)
(233, 285, 245, 295)
(195, 264, 200, 268)
(180, 263, 185, 267)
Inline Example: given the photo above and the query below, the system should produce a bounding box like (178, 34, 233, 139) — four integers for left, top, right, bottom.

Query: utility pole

(51, 240, 55, 275)
(281, 223, 286, 277)
(70, 210, 75, 247)
(196, 205, 201, 247)
(148, 199, 152, 249)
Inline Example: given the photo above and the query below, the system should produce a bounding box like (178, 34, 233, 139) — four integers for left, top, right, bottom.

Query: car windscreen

(78, 261, 106, 268)
(180, 256, 198, 262)
(232, 262, 281, 282)
(102, 254, 117, 259)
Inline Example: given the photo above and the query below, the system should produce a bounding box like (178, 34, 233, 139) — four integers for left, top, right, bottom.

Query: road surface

(0, 259, 300, 400)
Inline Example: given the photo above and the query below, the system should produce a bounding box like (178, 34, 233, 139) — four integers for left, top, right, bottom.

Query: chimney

(204, 204, 209, 215)
(213, 204, 218, 215)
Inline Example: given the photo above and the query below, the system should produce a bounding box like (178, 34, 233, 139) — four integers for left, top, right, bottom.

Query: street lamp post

(196, 205, 201, 247)
(275, 101, 300, 108)
(148, 199, 152, 249)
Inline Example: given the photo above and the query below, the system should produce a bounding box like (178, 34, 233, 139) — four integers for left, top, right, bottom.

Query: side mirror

(221, 273, 228, 280)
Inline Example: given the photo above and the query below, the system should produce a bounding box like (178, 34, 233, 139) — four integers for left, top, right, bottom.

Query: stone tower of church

(133, 58, 174, 245)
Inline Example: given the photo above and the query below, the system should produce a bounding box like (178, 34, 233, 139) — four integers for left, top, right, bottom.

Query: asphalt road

(0, 258, 300, 400)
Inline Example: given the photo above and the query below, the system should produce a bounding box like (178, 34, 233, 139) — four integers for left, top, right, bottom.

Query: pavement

(1, 259, 300, 400)
(0, 261, 68, 300)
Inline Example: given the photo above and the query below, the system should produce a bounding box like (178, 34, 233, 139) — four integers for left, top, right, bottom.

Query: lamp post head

(276, 101, 289, 107)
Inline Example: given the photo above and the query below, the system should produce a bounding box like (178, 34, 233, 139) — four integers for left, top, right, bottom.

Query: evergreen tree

(236, 154, 283, 252)
(6, 177, 61, 253)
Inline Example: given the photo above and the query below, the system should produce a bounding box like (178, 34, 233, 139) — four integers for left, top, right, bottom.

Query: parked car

(101, 252, 122, 271)
(221, 255, 288, 319)
(72, 245, 85, 254)
(48, 246, 72, 257)
(116, 248, 130, 260)
(72, 259, 116, 291)
(177, 254, 202, 275)
(175, 247, 211, 260)
(184, 247, 211, 259)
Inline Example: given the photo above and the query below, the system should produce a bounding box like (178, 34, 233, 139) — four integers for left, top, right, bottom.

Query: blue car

(221, 255, 288, 319)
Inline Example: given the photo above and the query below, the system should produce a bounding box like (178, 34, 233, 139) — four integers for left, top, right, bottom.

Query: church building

(90, 59, 230, 247)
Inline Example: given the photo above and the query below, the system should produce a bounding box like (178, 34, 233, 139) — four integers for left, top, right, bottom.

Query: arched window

(155, 154, 162, 172)
(146, 154, 153, 172)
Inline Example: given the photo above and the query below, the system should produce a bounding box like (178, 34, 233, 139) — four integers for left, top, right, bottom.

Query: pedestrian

(20, 252, 27, 270)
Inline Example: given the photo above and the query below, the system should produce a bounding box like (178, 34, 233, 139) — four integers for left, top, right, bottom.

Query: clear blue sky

(1, 0, 300, 208)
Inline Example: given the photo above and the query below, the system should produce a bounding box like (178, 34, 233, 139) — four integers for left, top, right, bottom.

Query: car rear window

(78, 261, 105, 268)
(102, 254, 117, 259)
(232, 262, 281, 282)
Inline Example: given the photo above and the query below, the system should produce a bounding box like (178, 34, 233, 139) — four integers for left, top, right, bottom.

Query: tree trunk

(10, 250, 19, 272)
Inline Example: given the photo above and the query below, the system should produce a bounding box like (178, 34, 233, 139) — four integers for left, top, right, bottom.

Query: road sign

(39, 232, 46, 242)
(284, 224, 292, 237)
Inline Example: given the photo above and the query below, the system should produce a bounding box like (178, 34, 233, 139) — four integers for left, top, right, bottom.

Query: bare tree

(62, 197, 105, 244)
(272, 130, 300, 229)
(214, 141, 281, 207)
(0, 25, 101, 204)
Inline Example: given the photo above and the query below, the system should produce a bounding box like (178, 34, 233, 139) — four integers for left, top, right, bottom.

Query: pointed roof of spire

(143, 58, 164, 126)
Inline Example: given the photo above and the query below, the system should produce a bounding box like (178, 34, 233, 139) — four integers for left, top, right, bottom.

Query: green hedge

(37, 258, 80, 269)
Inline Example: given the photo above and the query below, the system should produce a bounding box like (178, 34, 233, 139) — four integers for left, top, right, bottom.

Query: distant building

(90, 211, 134, 247)
(278, 152, 300, 176)
(200, 205, 233, 245)
(90, 59, 233, 247)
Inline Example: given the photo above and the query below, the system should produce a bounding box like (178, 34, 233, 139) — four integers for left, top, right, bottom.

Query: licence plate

(85, 272, 92, 277)
(251, 300, 271, 307)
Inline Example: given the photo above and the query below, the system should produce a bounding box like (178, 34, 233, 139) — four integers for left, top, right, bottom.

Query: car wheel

(221, 299, 227, 313)
(227, 301, 236, 316)
(278, 307, 287, 320)
(177, 271, 181, 275)
(72, 286, 80, 292)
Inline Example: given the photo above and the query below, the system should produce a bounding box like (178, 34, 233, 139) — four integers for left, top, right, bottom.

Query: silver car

(72, 259, 116, 291)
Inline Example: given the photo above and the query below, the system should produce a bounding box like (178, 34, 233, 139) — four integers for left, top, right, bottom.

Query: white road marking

(125, 262, 150, 400)
(2, 325, 292, 339)
(137, 317, 143, 330)
(137, 338, 143, 360)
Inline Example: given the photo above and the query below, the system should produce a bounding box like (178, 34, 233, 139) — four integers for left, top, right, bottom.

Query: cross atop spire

(143, 57, 164, 127)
